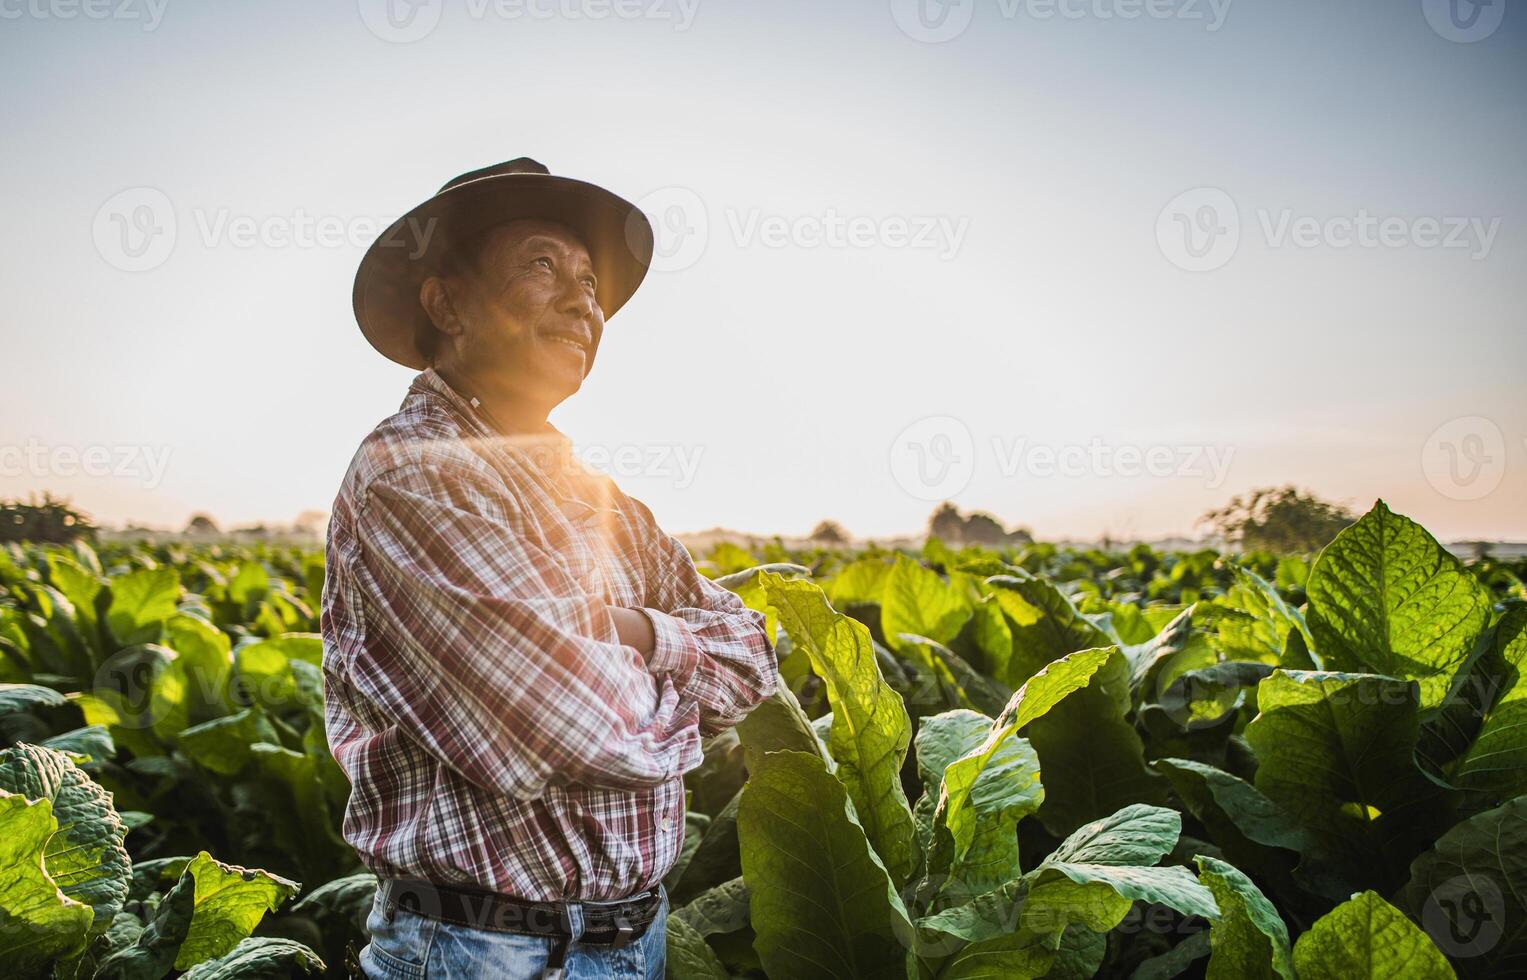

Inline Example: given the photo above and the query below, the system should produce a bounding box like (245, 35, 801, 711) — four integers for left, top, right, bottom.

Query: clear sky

(2, 0, 1523, 542)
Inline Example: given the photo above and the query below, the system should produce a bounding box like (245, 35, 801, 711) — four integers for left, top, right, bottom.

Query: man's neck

(434, 365, 553, 436)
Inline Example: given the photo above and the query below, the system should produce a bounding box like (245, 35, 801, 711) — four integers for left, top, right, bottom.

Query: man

(321, 158, 777, 979)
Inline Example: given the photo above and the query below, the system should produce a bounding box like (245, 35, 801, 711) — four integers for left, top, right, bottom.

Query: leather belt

(377, 877, 662, 963)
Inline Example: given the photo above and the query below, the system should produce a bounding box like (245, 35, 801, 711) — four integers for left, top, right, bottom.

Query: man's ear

(419, 276, 465, 337)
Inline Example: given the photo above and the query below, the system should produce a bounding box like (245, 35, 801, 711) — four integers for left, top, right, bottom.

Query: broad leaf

(1306, 501, 1489, 708)
(1292, 890, 1455, 979)
(0, 743, 130, 933)
(1194, 855, 1294, 980)
(737, 749, 913, 980)
(173, 851, 301, 970)
(0, 792, 93, 970)
(180, 937, 324, 978)
(1245, 670, 1452, 897)
(1453, 608, 1527, 800)
(986, 577, 1111, 688)
(763, 575, 916, 885)
(882, 555, 973, 651)
(1399, 794, 1527, 978)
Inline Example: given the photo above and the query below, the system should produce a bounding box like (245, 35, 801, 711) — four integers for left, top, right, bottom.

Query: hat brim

(352, 172, 654, 370)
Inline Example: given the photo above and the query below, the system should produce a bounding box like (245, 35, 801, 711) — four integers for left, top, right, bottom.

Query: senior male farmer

(321, 158, 777, 979)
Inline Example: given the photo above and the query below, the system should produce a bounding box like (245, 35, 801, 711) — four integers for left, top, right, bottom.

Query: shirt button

(660, 816, 673, 832)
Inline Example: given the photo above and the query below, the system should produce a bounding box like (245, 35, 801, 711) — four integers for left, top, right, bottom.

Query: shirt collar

(408, 366, 578, 473)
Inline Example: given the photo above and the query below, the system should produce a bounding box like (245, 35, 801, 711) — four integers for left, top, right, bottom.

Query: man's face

(434, 218, 604, 406)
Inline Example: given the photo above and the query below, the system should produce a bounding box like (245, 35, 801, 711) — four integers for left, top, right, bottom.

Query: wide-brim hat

(352, 157, 654, 370)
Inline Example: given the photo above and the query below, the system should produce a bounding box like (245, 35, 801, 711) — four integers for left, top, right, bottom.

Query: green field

(1, 500, 1523, 978)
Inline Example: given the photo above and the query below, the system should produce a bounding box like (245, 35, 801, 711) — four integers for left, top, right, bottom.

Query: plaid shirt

(320, 367, 776, 902)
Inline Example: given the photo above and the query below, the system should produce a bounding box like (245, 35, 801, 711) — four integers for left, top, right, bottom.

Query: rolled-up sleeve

(627, 497, 778, 736)
(351, 463, 702, 798)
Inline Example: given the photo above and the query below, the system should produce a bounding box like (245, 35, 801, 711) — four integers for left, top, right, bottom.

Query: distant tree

(810, 520, 848, 545)
(1200, 486, 1354, 554)
(962, 512, 1009, 545)
(0, 494, 96, 544)
(185, 513, 220, 535)
(928, 503, 965, 542)
(927, 503, 1032, 546)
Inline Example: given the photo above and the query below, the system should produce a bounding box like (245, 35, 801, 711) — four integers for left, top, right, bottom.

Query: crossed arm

(350, 461, 775, 799)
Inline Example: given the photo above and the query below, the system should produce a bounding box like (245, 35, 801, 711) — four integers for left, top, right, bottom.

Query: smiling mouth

(546, 336, 587, 356)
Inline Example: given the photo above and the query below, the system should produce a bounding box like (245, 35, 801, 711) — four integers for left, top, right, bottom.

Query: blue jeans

(359, 886, 668, 979)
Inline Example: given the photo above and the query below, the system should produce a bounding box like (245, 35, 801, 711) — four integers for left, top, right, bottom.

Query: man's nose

(556, 277, 601, 321)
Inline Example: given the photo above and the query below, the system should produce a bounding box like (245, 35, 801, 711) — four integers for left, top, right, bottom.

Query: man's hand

(607, 606, 656, 660)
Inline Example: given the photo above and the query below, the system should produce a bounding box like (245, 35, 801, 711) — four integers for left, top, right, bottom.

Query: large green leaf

(763, 575, 916, 886)
(1152, 758, 1311, 887)
(1216, 568, 1311, 666)
(986, 577, 1111, 688)
(1292, 890, 1455, 979)
(922, 804, 1213, 943)
(1193, 855, 1294, 980)
(1306, 501, 1490, 708)
(180, 937, 324, 978)
(1399, 794, 1527, 978)
(882, 555, 973, 651)
(106, 569, 181, 647)
(0, 743, 130, 933)
(939, 648, 1113, 863)
(1245, 670, 1452, 897)
(737, 749, 913, 980)
(1453, 609, 1527, 800)
(667, 915, 730, 980)
(937, 926, 1063, 980)
(173, 851, 300, 970)
(0, 683, 68, 716)
(0, 792, 93, 971)
(1025, 649, 1169, 836)
(95, 866, 197, 980)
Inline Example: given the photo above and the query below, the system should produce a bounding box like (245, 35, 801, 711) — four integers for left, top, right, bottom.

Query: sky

(1, 0, 1523, 542)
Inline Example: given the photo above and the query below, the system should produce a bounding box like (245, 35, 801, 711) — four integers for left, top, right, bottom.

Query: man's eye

(581, 276, 597, 289)
(532, 256, 554, 271)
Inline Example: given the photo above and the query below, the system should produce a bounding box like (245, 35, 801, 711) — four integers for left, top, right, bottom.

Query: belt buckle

(608, 917, 636, 950)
